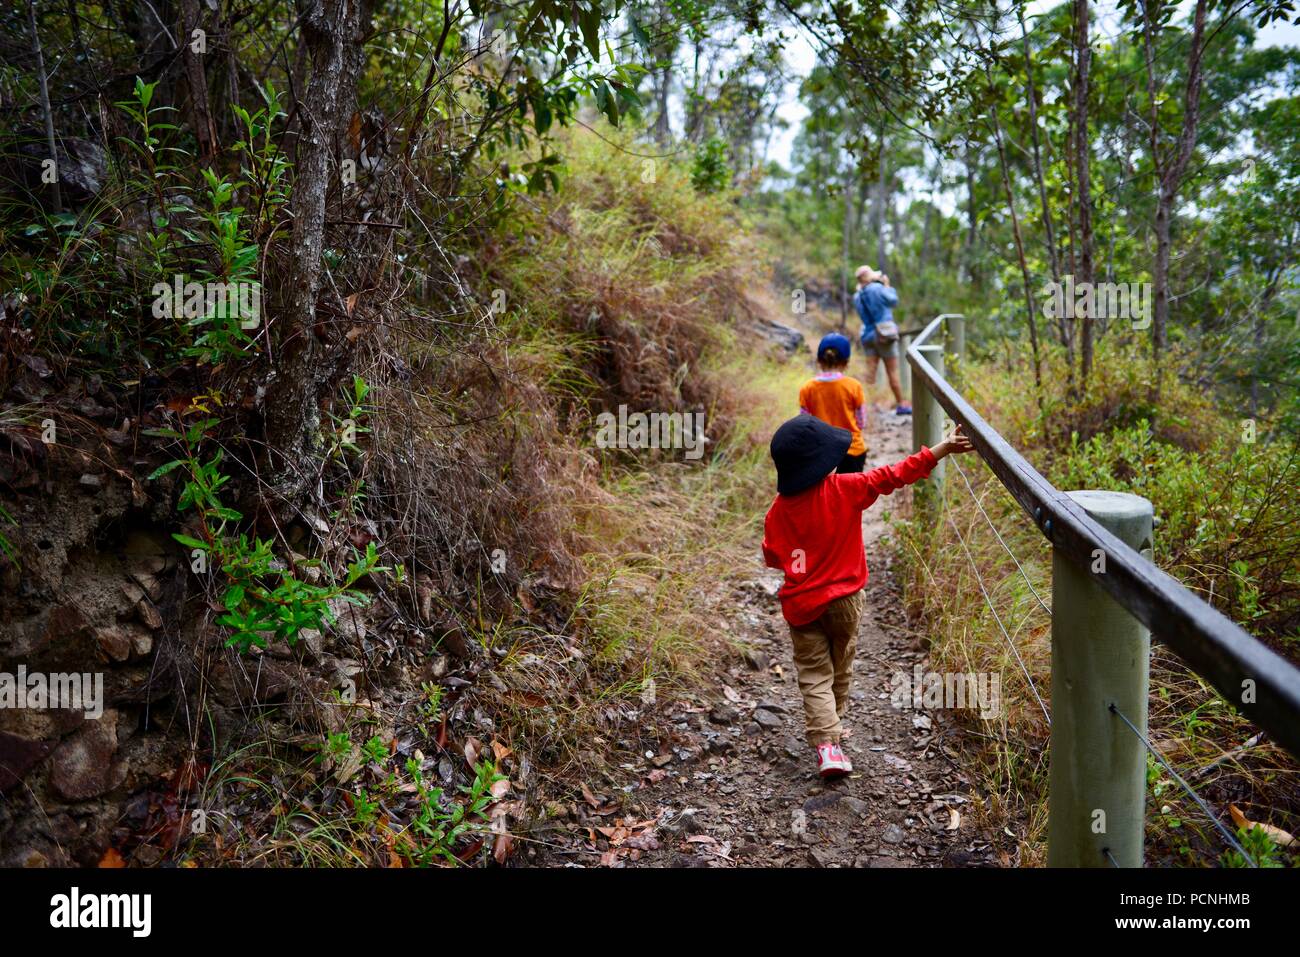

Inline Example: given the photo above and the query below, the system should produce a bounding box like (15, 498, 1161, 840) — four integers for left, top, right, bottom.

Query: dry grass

(332, 127, 814, 832)
(895, 340, 1300, 867)
(131, 127, 811, 868)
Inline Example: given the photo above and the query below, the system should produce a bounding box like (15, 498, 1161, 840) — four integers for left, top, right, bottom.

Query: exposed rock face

(49, 709, 125, 801)
(14, 136, 107, 205)
(750, 317, 805, 357)
(0, 464, 393, 866)
(0, 731, 54, 793)
(0, 471, 186, 866)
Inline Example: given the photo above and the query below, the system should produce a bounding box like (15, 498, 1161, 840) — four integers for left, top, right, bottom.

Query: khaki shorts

(862, 336, 899, 360)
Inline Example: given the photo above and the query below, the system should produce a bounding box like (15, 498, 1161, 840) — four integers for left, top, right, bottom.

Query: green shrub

(690, 136, 732, 194)
(1050, 421, 1299, 646)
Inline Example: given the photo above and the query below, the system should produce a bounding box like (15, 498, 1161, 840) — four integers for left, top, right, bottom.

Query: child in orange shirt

(799, 333, 868, 473)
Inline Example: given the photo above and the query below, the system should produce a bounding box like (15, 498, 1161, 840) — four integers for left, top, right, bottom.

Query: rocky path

(540, 408, 1001, 868)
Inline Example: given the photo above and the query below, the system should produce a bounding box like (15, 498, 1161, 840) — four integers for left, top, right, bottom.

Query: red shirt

(761, 447, 938, 626)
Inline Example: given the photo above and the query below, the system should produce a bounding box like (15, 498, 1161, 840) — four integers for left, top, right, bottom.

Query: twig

(1191, 732, 1264, 780)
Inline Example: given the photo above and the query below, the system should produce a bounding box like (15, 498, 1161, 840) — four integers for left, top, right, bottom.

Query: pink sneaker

(815, 742, 852, 779)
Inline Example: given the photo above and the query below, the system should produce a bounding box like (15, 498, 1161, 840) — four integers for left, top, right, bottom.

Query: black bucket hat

(770, 414, 852, 496)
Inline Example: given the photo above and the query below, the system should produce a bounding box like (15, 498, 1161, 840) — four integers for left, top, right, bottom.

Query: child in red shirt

(761, 414, 974, 778)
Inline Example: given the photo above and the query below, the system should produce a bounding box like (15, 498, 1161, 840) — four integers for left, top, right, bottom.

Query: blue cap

(817, 332, 852, 363)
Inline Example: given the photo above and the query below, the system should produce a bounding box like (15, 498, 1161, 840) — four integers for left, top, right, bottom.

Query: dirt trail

(542, 407, 1001, 867)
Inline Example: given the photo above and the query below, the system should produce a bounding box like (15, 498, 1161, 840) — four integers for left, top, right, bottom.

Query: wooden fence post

(1048, 490, 1154, 867)
(946, 314, 966, 370)
(911, 343, 945, 504)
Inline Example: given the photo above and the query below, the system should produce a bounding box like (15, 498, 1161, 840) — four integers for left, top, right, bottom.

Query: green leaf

(629, 14, 652, 54)
(147, 459, 186, 480)
(224, 584, 246, 609)
(534, 98, 553, 135)
(578, 5, 601, 62)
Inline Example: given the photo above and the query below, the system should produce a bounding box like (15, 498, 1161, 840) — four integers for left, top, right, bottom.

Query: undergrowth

(462, 128, 808, 790)
(181, 128, 807, 865)
(896, 335, 1300, 867)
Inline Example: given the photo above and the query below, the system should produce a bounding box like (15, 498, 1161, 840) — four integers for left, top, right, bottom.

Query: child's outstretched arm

(852, 426, 976, 505)
(931, 424, 976, 459)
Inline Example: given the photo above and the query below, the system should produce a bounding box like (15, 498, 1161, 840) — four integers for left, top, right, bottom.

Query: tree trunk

(180, 0, 217, 163)
(653, 66, 671, 145)
(918, 184, 935, 276)
(840, 170, 855, 332)
(1147, 0, 1210, 398)
(1018, 3, 1060, 288)
(875, 127, 888, 273)
(991, 105, 1043, 398)
(26, 0, 62, 213)
(264, 0, 371, 502)
(1073, 0, 1095, 386)
(964, 143, 978, 288)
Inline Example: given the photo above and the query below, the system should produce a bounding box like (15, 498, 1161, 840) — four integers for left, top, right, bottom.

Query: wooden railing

(905, 314, 1300, 867)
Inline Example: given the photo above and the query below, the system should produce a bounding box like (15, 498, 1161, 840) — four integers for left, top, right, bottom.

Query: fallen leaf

(98, 847, 127, 868)
(455, 838, 484, 863)
(493, 831, 514, 865)
(1229, 805, 1295, 846)
(464, 735, 483, 768)
(333, 745, 364, 785)
(517, 586, 536, 613)
(598, 826, 630, 845)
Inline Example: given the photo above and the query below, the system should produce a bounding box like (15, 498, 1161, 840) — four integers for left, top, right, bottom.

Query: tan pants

(789, 591, 863, 746)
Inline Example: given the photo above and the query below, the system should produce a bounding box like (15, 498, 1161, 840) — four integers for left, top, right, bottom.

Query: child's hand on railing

(933, 424, 975, 459)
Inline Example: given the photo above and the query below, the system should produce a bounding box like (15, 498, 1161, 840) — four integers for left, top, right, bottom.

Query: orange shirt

(799, 373, 867, 456)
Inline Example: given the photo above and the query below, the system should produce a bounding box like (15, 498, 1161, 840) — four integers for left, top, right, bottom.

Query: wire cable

(1110, 703, 1256, 867)
(945, 510, 1052, 726)
(952, 457, 1053, 617)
